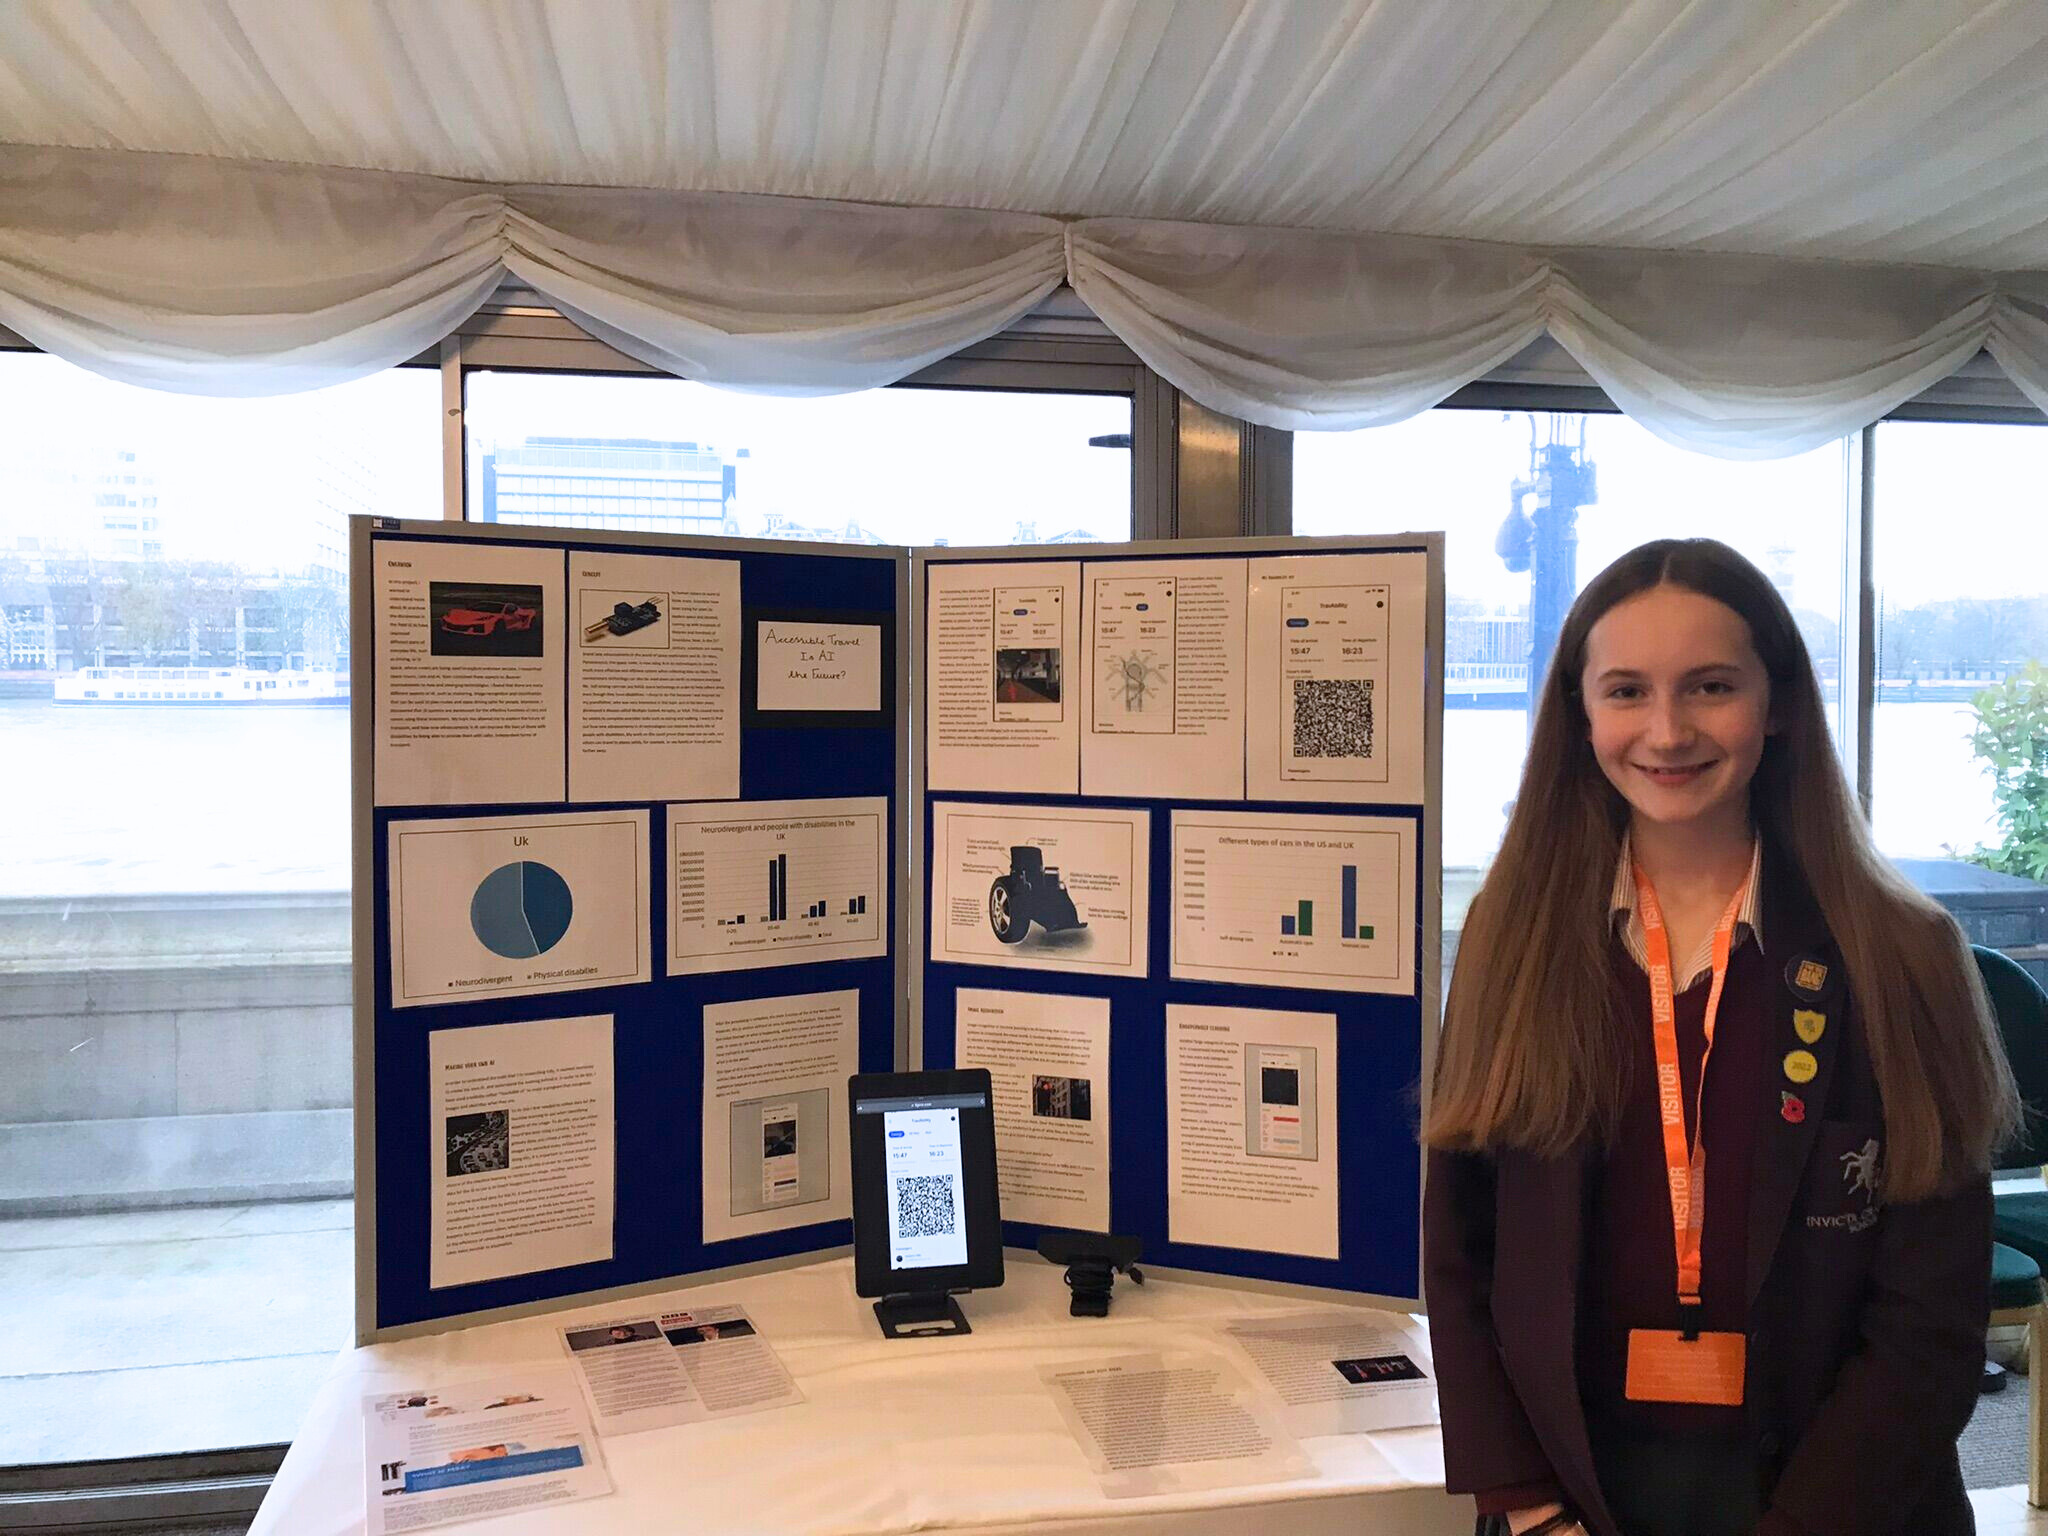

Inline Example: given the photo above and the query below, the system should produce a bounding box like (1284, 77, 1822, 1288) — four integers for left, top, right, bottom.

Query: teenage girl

(1423, 538, 2017, 1536)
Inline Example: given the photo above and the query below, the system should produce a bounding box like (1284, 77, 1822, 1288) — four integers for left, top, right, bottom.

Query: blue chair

(1978, 945, 2048, 1506)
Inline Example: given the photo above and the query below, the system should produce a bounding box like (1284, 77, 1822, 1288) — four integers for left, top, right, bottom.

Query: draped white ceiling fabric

(3, 0, 2048, 455)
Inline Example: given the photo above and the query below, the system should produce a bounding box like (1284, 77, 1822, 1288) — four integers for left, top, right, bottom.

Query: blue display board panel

(917, 544, 1431, 1303)
(364, 529, 899, 1332)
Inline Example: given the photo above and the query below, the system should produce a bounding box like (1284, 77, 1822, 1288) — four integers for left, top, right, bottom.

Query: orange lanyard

(1633, 862, 1749, 1310)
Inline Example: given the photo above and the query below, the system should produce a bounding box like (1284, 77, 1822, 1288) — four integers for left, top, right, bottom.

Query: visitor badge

(1625, 1328, 1746, 1406)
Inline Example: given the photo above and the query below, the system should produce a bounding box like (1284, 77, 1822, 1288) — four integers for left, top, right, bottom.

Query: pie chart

(470, 861, 574, 959)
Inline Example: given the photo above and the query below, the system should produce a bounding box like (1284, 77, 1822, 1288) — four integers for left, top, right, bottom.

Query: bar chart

(1276, 864, 1375, 940)
(667, 796, 888, 974)
(1171, 809, 1415, 994)
(747, 852, 871, 925)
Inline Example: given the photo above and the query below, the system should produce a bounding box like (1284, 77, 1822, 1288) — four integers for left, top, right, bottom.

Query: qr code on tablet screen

(1292, 677, 1375, 759)
(894, 1175, 957, 1237)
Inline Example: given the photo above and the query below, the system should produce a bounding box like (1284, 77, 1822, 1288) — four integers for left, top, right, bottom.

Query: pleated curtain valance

(7, 143, 2048, 460)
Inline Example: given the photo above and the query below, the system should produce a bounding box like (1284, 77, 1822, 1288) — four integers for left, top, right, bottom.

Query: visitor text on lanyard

(1622, 861, 1751, 1407)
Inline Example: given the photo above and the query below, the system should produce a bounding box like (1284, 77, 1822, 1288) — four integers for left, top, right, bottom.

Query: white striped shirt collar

(1610, 833, 1765, 990)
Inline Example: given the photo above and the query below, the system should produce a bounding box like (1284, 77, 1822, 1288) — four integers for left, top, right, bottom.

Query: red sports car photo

(439, 601, 539, 637)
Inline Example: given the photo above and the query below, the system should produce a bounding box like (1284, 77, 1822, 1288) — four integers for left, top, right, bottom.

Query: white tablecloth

(251, 1256, 1469, 1536)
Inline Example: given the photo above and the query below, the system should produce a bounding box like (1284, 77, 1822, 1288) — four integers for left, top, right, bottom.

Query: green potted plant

(1970, 660, 2048, 881)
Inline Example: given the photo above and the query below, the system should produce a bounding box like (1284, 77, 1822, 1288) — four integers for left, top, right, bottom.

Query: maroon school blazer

(1424, 861, 1990, 1536)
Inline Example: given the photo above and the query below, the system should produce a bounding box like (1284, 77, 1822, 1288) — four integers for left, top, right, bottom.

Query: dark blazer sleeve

(1763, 1177, 1991, 1535)
(1424, 1145, 1561, 1496)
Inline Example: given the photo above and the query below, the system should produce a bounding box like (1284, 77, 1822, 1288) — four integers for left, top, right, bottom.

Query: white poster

(1246, 550, 1428, 804)
(365, 1369, 611, 1534)
(568, 551, 739, 802)
(954, 987, 1110, 1231)
(700, 990, 858, 1244)
(756, 620, 883, 712)
(1040, 1352, 1311, 1499)
(1167, 1004, 1338, 1260)
(372, 538, 566, 807)
(1223, 1312, 1438, 1436)
(666, 798, 888, 975)
(924, 561, 1081, 794)
(1170, 809, 1416, 996)
(930, 801, 1148, 978)
(388, 810, 651, 1008)
(1080, 558, 1247, 800)
(429, 1016, 615, 1289)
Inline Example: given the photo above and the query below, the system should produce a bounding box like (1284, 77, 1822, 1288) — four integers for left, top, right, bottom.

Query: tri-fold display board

(352, 518, 1442, 1342)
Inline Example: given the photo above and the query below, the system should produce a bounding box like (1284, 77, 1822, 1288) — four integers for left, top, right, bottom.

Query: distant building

(753, 511, 888, 545)
(2, 604, 47, 666)
(0, 442, 165, 565)
(0, 430, 374, 672)
(1010, 520, 1104, 545)
(1447, 610, 1531, 666)
(475, 436, 742, 536)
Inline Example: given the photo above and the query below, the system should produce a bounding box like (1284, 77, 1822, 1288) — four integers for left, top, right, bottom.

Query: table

(250, 1255, 1469, 1536)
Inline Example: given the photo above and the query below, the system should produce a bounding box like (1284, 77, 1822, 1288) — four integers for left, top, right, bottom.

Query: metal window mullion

(1173, 394, 1246, 540)
(1853, 424, 1877, 816)
(440, 335, 465, 521)
(0, 1470, 275, 1528)
(1244, 424, 1292, 537)
(1131, 366, 1176, 540)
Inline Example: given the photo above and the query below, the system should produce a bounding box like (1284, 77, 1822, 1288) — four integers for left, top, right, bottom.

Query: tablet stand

(874, 1292, 971, 1339)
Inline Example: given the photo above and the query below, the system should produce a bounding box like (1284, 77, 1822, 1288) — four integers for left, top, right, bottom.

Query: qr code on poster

(1292, 677, 1375, 759)
(894, 1175, 957, 1237)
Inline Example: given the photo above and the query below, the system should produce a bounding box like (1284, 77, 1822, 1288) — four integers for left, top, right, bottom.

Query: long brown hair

(1425, 538, 2017, 1198)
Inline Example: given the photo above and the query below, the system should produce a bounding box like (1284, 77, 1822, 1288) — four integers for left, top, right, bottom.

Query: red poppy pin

(1780, 1092, 1806, 1124)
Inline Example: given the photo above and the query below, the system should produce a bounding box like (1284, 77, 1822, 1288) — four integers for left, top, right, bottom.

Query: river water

(0, 698, 2002, 898)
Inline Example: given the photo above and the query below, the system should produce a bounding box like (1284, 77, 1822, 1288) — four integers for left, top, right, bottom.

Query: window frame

(3, 300, 2034, 1518)
(0, 343, 439, 1521)
(441, 286, 1175, 541)
(1288, 338, 2042, 814)
(0, 298, 1196, 1515)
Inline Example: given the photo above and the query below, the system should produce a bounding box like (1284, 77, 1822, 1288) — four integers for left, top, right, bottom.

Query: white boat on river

(52, 665, 348, 705)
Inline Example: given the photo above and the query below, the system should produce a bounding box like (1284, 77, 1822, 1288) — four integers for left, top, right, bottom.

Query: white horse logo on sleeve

(1840, 1139, 1881, 1206)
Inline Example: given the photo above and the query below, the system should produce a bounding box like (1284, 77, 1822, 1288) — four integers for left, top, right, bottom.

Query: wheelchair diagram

(988, 845, 1089, 946)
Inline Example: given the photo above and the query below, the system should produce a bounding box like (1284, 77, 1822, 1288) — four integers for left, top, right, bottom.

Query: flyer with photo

(559, 1303, 804, 1437)
(364, 1368, 610, 1534)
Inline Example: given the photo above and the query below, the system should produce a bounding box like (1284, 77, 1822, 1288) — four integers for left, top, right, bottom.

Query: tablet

(849, 1069, 1004, 1307)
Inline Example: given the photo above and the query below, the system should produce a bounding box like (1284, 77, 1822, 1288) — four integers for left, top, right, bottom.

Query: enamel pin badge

(1785, 954, 1834, 1003)
(1793, 1009, 1826, 1045)
(1781, 1092, 1806, 1124)
(1783, 1050, 1818, 1085)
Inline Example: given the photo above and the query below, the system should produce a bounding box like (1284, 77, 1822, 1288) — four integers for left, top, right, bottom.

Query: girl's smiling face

(1580, 583, 1774, 838)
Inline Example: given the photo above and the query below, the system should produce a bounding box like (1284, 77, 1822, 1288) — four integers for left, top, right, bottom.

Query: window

(1872, 421, 2048, 865)
(464, 371, 1133, 547)
(0, 353, 437, 1463)
(1295, 410, 1850, 921)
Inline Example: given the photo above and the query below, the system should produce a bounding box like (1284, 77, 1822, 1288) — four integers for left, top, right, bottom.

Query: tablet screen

(849, 1070, 1004, 1298)
(882, 1100, 969, 1270)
